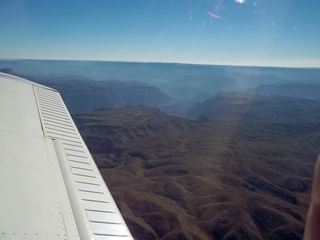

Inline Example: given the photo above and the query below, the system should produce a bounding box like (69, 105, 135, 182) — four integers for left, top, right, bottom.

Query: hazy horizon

(1, 58, 320, 70)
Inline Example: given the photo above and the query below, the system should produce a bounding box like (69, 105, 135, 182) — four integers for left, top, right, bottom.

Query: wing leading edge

(0, 73, 133, 240)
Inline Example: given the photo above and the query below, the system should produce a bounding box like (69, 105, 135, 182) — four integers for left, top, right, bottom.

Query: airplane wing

(0, 73, 133, 240)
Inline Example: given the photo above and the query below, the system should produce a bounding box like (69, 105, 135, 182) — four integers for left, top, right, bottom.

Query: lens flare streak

(207, 11, 222, 19)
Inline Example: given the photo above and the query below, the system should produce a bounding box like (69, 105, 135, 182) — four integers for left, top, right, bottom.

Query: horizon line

(0, 57, 319, 70)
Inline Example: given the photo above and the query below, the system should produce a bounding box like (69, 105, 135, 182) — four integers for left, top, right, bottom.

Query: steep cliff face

(24, 78, 172, 113)
(57, 81, 172, 113)
(187, 92, 255, 119)
(249, 82, 320, 100)
(187, 92, 320, 120)
(0, 68, 15, 75)
(73, 94, 320, 239)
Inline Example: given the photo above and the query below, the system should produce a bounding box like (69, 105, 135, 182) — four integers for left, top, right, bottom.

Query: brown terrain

(73, 93, 320, 240)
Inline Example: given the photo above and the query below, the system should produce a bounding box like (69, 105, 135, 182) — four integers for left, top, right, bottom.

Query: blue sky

(1, 0, 320, 67)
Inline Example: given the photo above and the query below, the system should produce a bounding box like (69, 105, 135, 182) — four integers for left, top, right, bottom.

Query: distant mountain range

(73, 93, 320, 239)
(187, 91, 320, 120)
(249, 81, 320, 100)
(1, 59, 320, 100)
(3, 65, 320, 118)
(0, 69, 172, 113)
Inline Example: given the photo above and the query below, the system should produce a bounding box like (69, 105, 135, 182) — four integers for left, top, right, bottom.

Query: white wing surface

(0, 73, 133, 240)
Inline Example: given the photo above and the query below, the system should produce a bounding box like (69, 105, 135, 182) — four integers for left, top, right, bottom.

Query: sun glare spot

(235, 0, 245, 3)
